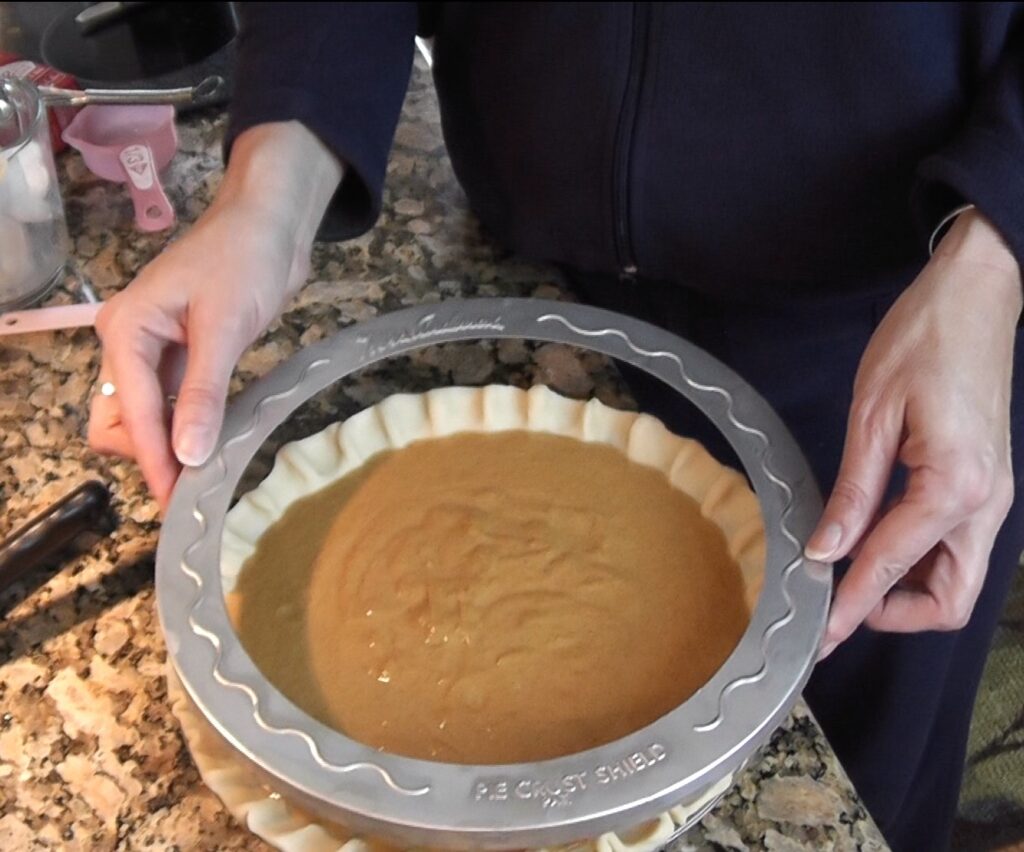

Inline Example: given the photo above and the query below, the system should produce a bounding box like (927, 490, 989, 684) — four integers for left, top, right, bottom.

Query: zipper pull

(619, 263, 638, 282)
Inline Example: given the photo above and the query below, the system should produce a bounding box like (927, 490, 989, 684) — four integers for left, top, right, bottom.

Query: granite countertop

(0, 58, 889, 852)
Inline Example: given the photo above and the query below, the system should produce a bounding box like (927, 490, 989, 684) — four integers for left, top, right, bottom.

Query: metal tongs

(38, 74, 225, 109)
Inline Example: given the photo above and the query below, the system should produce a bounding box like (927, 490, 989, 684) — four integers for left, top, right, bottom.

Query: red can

(0, 52, 80, 153)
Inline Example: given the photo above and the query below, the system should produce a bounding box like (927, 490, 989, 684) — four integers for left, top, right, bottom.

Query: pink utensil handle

(118, 143, 176, 232)
(0, 302, 103, 336)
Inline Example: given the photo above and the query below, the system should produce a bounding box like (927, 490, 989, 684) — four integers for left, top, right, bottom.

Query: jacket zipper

(612, 2, 651, 281)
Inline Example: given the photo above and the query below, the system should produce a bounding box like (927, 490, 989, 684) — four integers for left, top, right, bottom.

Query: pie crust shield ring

(155, 298, 832, 850)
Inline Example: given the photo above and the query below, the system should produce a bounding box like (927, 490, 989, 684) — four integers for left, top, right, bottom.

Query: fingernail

(175, 426, 213, 467)
(805, 522, 843, 561)
(817, 639, 838, 662)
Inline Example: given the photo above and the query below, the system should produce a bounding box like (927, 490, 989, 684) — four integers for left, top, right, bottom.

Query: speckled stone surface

(0, 58, 889, 851)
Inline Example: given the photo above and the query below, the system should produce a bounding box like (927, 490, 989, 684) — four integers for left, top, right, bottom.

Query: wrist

(933, 208, 1023, 317)
(214, 122, 343, 254)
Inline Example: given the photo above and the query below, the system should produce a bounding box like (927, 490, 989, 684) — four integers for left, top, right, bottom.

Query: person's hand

(806, 209, 1022, 658)
(88, 203, 300, 508)
(88, 123, 342, 509)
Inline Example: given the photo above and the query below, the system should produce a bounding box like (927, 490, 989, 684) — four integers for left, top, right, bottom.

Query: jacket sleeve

(225, 2, 418, 241)
(912, 9, 1024, 270)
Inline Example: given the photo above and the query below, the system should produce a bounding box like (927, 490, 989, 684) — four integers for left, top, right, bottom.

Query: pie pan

(155, 298, 833, 850)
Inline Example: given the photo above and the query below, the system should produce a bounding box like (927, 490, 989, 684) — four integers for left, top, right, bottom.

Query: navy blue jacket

(228, 2, 1024, 300)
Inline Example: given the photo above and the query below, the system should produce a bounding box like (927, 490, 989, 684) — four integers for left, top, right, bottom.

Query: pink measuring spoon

(63, 105, 178, 232)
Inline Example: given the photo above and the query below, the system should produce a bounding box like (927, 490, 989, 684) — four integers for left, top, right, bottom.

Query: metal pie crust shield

(167, 667, 735, 852)
(156, 298, 832, 851)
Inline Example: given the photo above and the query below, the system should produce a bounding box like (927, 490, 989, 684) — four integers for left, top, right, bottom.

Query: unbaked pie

(170, 384, 765, 851)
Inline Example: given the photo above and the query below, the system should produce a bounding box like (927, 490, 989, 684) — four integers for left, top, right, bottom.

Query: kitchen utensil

(63, 104, 178, 231)
(0, 75, 222, 132)
(157, 298, 832, 849)
(0, 481, 112, 592)
(38, 74, 223, 108)
(0, 78, 71, 311)
(0, 301, 102, 336)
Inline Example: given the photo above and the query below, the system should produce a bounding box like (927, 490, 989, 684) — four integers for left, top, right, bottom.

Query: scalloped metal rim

(156, 298, 832, 849)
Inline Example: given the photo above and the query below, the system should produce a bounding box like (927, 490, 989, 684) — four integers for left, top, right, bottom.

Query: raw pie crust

(168, 384, 766, 851)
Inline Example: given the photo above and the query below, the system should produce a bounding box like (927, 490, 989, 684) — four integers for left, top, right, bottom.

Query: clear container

(0, 77, 70, 310)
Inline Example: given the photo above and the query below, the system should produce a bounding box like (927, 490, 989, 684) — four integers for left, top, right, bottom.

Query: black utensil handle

(76, 2, 149, 36)
(0, 481, 111, 589)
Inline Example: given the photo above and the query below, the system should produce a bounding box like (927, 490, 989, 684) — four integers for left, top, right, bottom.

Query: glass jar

(0, 77, 70, 310)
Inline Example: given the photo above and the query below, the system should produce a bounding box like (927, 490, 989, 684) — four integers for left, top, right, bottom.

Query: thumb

(171, 314, 245, 468)
(805, 402, 901, 562)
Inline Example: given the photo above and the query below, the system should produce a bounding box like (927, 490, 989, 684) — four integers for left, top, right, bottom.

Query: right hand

(88, 203, 306, 509)
(88, 122, 343, 509)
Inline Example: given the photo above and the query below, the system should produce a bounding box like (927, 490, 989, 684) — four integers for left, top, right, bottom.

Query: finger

(845, 492, 900, 562)
(824, 492, 956, 647)
(171, 311, 245, 467)
(104, 331, 180, 509)
(864, 550, 960, 633)
(160, 344, 189, 397)
(806, 398, 901, 563)
(866, 509, 1001, 633)
(88, 369, 134, 458)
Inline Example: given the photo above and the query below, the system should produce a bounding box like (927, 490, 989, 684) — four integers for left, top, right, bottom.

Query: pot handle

(39, 75, 224, 108)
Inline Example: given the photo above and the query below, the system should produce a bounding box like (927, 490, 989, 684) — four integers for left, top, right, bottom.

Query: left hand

(806, 209, 1022, 659)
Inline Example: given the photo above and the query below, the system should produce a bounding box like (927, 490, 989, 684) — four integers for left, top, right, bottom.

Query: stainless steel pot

(156, 298, 832, 849)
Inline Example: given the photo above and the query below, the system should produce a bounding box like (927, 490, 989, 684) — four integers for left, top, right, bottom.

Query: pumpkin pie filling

(229, 425, 753, 765)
